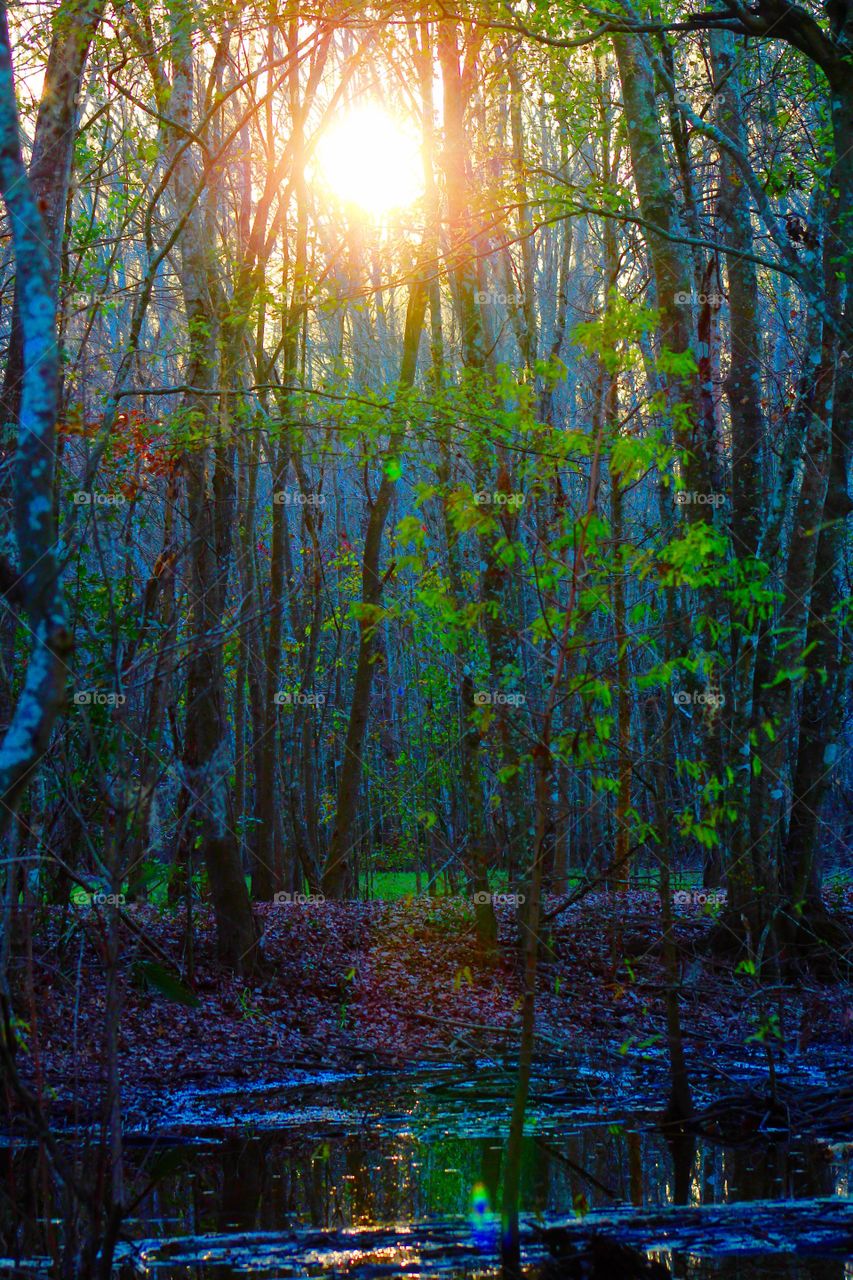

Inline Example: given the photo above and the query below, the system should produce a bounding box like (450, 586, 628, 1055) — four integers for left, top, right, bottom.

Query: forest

(0, 0, 851, 1276)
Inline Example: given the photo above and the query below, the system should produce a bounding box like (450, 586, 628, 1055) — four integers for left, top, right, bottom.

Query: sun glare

(313, 103, 423, 217)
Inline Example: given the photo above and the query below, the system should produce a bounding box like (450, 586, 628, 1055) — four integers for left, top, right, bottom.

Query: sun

(313, 103, 423, 217)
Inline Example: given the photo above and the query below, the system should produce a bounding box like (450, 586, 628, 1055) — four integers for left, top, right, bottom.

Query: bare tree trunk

(502, 431, 604, 1276)
(0, 0, 103, 770)
(711, 31, 764, 558)
(610, 437, 632, 890)
(651, 682, 692, 1122)
(438, 18, 521, 943)
(322, 273, 429, 898)
(410, 11, 495, 934)
(122, 469, 180, 883)
(596, 98, 633, 893)
(747, 194, 840, 920)
(779, 78, 853, 922)
(612, 33, 707, 496)
(507, 51, 537, 370)
(0, 12, 70, 836)
(0, 0, 106, 430)
(169, 0, 258, 971)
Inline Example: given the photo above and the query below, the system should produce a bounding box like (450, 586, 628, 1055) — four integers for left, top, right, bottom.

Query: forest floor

(17, 890, 853, 1118)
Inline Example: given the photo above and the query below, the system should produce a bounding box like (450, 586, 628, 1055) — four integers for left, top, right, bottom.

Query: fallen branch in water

(692, 1079, 853, 1142)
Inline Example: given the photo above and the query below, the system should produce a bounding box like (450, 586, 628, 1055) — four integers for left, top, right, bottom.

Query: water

(2, 1065, 852, 1277)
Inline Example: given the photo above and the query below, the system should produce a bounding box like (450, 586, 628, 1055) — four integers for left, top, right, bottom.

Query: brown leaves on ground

(16, 890, 853, 1106)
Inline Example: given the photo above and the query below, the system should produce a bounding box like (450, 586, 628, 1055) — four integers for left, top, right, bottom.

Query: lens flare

(469, 1181, 499, 1248)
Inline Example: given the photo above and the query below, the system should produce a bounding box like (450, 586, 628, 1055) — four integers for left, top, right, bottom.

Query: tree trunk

(612, 33, 708, 497)
(322, 273, 429, 898)
(0, 13, 70, 836)
(169, 0, 258, 971)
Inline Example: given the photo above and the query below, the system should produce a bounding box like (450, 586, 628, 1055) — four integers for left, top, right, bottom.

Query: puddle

(1, 1066, 851, 1276)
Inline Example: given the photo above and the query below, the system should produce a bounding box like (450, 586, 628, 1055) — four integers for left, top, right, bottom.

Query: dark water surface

(3, 1064, 852, 1277)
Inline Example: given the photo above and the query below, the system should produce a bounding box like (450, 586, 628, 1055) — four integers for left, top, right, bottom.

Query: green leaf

(135, 961, 200, 1007)
(454, 965, 473, 991)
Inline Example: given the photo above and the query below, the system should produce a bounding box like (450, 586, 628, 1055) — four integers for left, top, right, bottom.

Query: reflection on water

(1, 1070, 851, 1277)
(123, 1127, 844, 1235)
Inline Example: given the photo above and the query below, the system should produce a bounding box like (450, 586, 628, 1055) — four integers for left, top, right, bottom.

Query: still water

(2, 1065, 852, 1277)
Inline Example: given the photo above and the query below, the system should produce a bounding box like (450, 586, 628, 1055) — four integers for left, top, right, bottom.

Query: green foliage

(134, 962, 200, 1008)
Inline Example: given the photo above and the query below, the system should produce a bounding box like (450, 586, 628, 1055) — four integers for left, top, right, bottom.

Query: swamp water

(2, 1063, 852, 1277)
